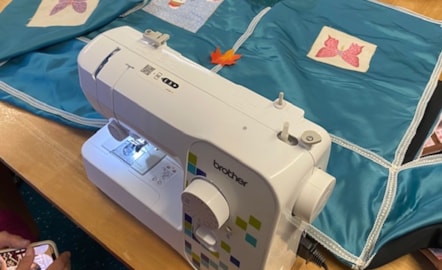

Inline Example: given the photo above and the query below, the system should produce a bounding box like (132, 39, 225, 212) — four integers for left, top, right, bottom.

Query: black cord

(297, 234, 329, 270)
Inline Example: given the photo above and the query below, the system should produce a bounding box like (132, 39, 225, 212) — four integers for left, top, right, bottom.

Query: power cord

(297, 234, 329, 270)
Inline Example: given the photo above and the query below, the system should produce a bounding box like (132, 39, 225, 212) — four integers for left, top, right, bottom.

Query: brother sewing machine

(78, 26, 335, 270)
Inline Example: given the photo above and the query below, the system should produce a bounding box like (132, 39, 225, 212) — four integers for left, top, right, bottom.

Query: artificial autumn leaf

(211, 47, 242, 66)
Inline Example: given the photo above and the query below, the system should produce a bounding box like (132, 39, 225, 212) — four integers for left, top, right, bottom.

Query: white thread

(211, 7, 271, 73)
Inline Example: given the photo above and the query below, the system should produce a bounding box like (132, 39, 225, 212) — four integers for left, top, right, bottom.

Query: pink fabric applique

(307, 26, 377, 73)
(50, 0, 88, 16)
(316, 36, 363, 68)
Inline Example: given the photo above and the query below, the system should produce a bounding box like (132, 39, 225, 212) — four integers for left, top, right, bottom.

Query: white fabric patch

(27, 0, 99, 27)
(143, 0, 223, 33)
(308, 26, 377, 72)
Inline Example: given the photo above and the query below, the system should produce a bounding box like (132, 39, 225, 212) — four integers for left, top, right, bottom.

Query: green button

(188, 152, 197, 165)
(235, 216, 247, 230)
(221, 241, 231, 253)
(249, 215, 261, 230)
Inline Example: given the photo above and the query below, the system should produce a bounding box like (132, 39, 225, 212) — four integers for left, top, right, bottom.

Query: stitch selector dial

(182, 178, 229, 251)
(181, 178, 229, 230)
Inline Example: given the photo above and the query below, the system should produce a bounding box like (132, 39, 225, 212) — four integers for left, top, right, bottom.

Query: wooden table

(0, 1, 441, 269)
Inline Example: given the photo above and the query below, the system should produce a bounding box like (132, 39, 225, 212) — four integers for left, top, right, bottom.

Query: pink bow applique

(315, 35, 364, 67)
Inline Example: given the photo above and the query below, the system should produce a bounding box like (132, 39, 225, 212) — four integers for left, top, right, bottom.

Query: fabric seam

(0, 81, 107, 128)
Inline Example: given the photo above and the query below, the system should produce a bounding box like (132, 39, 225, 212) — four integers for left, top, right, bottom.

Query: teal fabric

(380, 161, 442, 246)
(0, 39, 104, 129)
(0, 0, 143, 62)
(0, 0, 442, 268)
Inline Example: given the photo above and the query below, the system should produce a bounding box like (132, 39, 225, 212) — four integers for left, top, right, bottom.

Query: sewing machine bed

(1, 0, 441, 269)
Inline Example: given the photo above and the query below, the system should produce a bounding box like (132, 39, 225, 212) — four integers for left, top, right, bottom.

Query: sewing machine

(77, 26, 335, 270)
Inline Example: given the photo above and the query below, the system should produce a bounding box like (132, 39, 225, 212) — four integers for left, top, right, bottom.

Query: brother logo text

(213, 160, 248, 187)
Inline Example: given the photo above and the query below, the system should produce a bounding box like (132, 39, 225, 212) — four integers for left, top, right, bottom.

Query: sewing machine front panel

(182, 141, 281, 269)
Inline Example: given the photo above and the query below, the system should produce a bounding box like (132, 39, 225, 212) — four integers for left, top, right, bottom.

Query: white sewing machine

(78, 26, 335, 270)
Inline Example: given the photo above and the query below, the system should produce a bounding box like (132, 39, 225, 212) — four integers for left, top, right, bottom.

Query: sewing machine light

(109, 135, 167, 175)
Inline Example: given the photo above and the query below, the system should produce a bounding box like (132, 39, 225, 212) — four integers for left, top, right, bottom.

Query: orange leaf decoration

(211, 47, 242, 66)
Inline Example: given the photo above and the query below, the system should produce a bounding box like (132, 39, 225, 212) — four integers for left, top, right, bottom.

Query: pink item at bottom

(0, 209, 36, 242)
